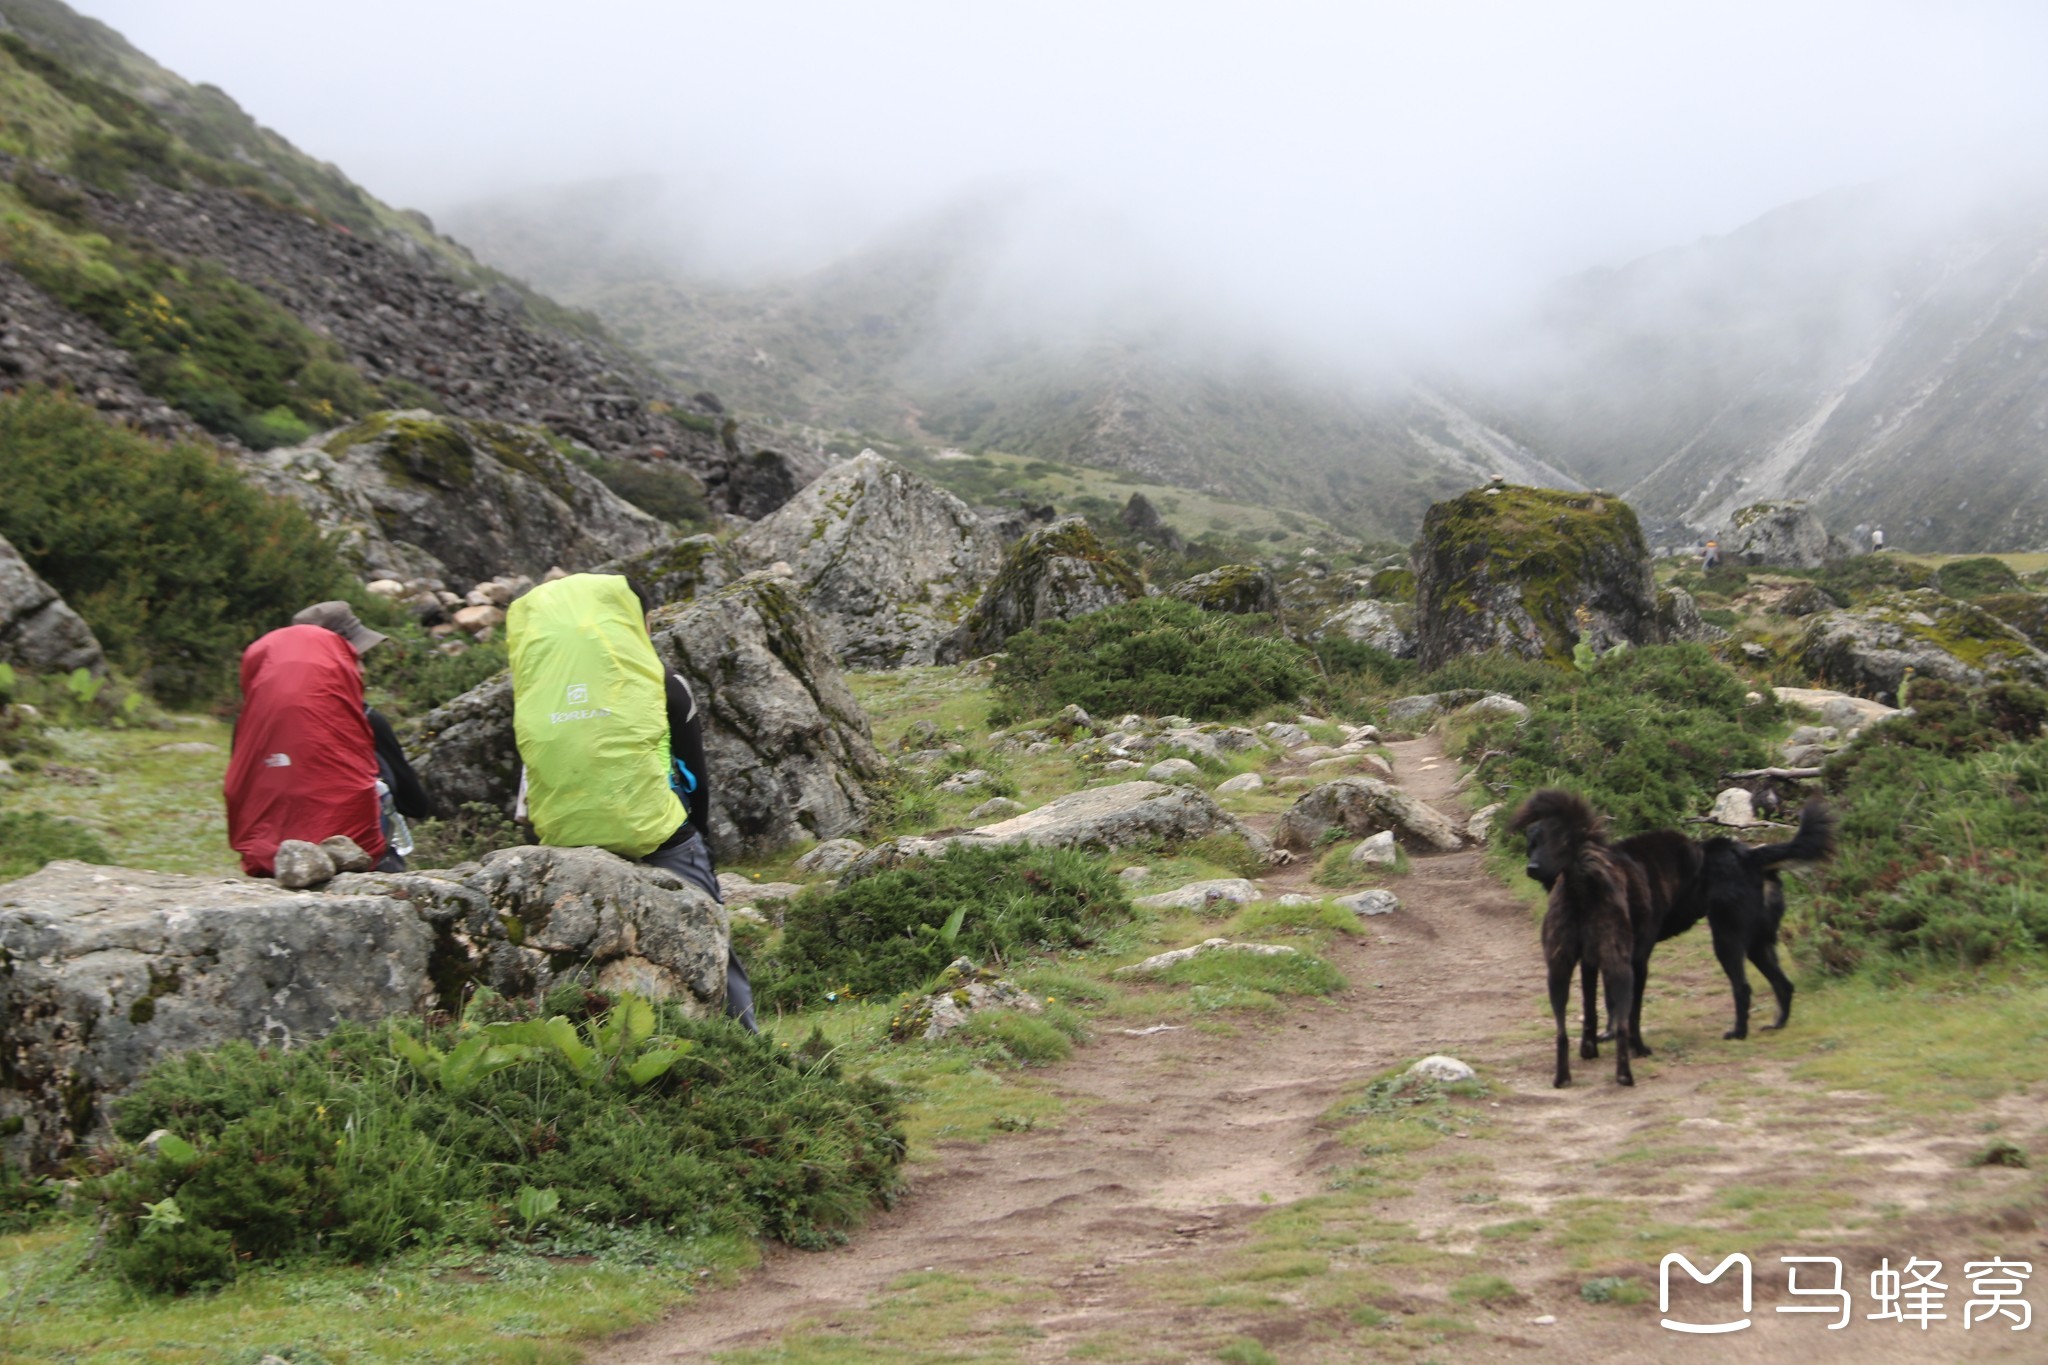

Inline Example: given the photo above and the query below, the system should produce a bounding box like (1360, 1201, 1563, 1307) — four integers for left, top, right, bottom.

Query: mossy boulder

(1723, 501, 1848, 569)
(1413, 485, 1659, 670)
(1168, 564, 1279, 615)
(940, 517, 1144, 662)
(1368, 567, 1417, 602)
(250, 410, 666, 584)
(596, 533, 739, 610)
(731, 452, 1002, 669)
(1797, 589, 2048, 699)
(1656, 586, 1724, 642)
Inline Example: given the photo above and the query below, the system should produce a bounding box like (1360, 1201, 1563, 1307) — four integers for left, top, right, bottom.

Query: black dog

(1522, 801, 1836, 1056)
(1628, 801, 1836, 1042)
(1510, 789, 1641, 1088)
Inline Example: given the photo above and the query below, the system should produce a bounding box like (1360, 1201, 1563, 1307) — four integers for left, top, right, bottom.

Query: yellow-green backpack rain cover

(508, 573, 683, 857)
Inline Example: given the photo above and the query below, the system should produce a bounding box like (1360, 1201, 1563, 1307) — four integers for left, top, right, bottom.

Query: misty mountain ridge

(448, 167, 2048, 551)
(1479, 171, 2048, 551)
(443, 182, 1577, 542)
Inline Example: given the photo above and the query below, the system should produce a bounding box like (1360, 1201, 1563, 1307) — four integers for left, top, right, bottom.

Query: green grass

(1, 720, 237, 878)
(0, 1225, 747, 1364)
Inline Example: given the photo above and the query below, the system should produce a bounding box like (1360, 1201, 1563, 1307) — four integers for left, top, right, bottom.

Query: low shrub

(408, 801, 527, 868)
(1935, 557, 2023, 601)
(1478, 645, 1778, 834)
(755, 845, 1132, 1011)
(360, 624, 508, 720)
(1409, 652, 1574, 700)
(580, 457, 713, 532)
(990, 598, 1316, 724)
(960, 1010, 1075, 1066)
(1813, 555, 1937, 605)
(0, 810, 112, 882)
(91, 990, 905, 1293)
(1312, 637, 1416, 713)
(0, 388, 352, 704)
(1809, 695, 2048, 970)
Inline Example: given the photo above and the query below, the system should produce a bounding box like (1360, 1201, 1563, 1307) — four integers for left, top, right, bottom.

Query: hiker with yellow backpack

(507, 572, 756, 1031)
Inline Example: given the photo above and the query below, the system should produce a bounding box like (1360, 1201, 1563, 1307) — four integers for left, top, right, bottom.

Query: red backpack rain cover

(224, 624, 384, 876)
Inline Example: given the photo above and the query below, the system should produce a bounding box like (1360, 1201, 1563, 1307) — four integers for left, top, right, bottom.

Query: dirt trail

(603, 738, 2040, 1363)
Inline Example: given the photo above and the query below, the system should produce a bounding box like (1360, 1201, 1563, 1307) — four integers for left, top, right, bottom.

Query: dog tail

(1748, 799, 1837, 871)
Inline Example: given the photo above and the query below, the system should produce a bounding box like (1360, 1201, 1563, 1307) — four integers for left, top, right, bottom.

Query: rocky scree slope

(0, 4, 812, 515)
(1477, 177, 2048, 552)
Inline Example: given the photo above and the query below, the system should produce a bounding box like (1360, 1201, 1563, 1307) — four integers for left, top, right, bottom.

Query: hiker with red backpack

(224, 601, 430, 877)
(507, 572, 756, 1032)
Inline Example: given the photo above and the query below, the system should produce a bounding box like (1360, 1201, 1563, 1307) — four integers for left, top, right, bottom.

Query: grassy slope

(8, 644, 2047, 1359)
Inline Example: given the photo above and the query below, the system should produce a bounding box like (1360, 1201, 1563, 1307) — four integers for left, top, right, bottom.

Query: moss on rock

(1413, 485, 1656, 670)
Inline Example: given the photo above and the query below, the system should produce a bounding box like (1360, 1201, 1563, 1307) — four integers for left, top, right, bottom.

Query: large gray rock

(1382, 690, 1486, 728)
(409, 572, 884, 859)
(940, 517, 1144, 662)
(1414, 485, 1659, 670)
(464, 846, 728, 1005)
(1169, 565, 1280, 615)
(1271, 778, 1466, 853)
(1131, 878, 1261, 911)
(1772, 687, 1899, 737)
(842, 781, 1267, 880)
(1314, 599, 1416, 657)
(248, 411, 667, 584)
(1656, 586, 1725, 643)
(1723, 501, 1847, 569)
(731, 452, 1002, 669)
(0, 535, 105, 676)
(1796, 590, 2048, 698)
(0, 850, 730, 1170)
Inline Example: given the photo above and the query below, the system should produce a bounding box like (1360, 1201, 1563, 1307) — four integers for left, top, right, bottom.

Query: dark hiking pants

(640, 830, 757, 1033)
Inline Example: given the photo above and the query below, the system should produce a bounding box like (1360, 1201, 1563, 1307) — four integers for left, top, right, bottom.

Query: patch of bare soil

(601, 737, 2046, 1363)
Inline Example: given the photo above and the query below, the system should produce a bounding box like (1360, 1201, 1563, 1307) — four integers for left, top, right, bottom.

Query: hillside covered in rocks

(0, 0, 822, 521)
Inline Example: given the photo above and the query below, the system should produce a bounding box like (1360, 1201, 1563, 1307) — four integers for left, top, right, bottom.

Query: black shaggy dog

(1618, 800, 1836, 1043)
(1510, 789, 1642, 1088)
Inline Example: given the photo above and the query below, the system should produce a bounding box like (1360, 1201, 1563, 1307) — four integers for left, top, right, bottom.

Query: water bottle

(377, 779, 414, 857)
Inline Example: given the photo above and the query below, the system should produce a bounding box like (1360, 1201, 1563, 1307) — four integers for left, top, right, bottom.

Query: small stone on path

(1334, 889, 1400, 916)
(1408, 1055, 1476, 1083)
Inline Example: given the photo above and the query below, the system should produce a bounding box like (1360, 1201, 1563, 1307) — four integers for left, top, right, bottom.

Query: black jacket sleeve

(367, 708, 433, 818)
(665, 674, 711, 836)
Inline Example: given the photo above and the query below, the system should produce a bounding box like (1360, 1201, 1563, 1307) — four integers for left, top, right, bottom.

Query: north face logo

(566, 683, 589, 705)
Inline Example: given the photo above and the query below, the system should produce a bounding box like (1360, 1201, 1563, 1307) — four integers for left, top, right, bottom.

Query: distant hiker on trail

(1871, 525, 1886, 553)
(1701, 539, 1721, 572)
(508, 573, 757, 1032)
(225, 601, 429, 878)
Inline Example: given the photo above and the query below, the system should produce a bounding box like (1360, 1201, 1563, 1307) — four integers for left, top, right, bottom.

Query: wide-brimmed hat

(293, 600, 389, 654)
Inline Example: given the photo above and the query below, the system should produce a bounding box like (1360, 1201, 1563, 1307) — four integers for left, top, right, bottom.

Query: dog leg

(1579, 954, 1601, 1060)
(1549, 951, 1575, 1088)
(1749, 941, 1795, 1030)
(1629, 950, 1654, 1057)
(1606, 958, 1637, 1086)
(1712, 925, 1753, 1040)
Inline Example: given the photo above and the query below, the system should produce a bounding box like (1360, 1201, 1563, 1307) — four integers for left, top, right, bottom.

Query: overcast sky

(77, 0, 2048, 353)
